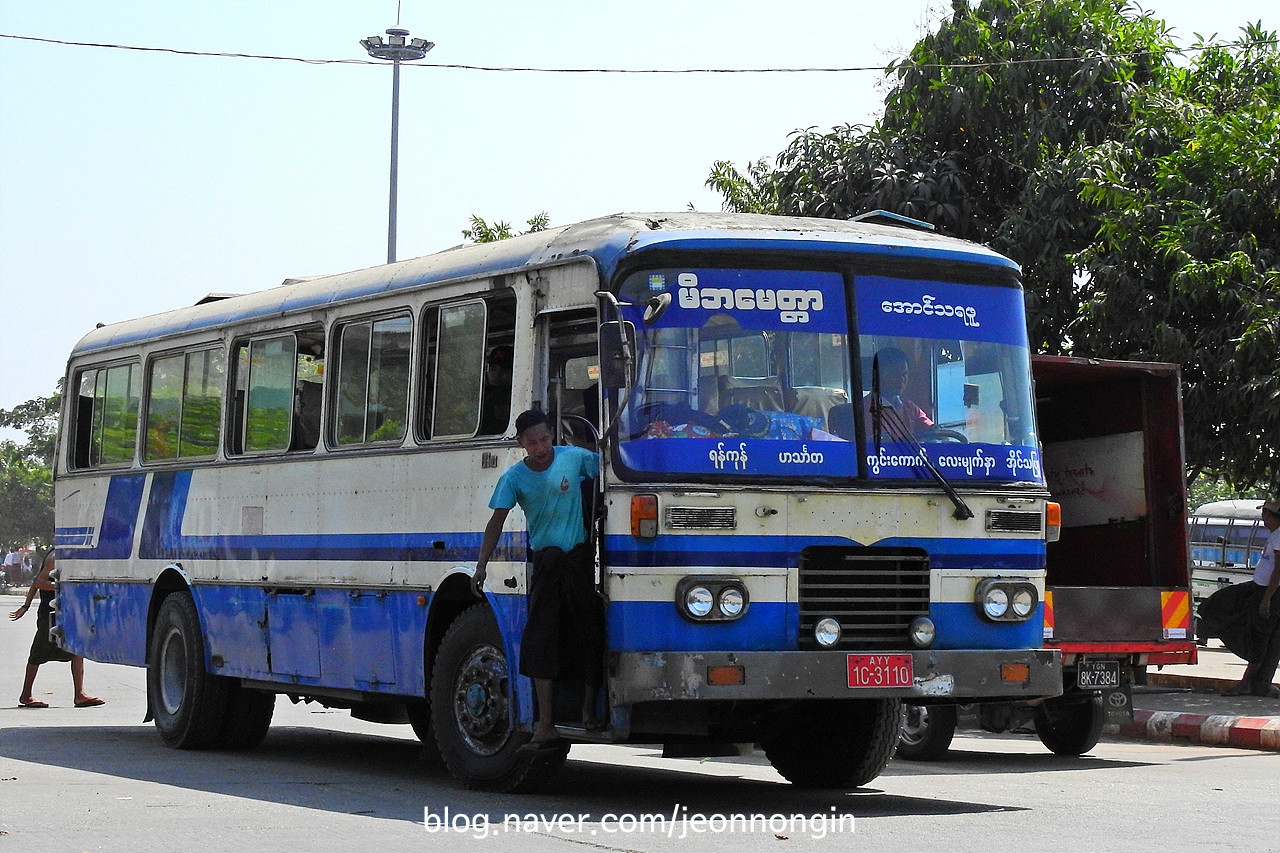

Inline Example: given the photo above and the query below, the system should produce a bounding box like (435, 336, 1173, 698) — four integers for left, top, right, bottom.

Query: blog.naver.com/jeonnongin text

(423, 805, 855, 840)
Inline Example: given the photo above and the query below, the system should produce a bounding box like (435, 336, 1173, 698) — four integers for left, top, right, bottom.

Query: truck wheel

(897, 703, 957, 760)
(761, 698, 902, 788)
(430, 604, 565, 791)
(1034, 695, 1106, 755)
(147, 591, 232, 749)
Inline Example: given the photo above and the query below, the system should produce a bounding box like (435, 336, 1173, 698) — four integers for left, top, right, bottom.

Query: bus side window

(71, 363, 140, 469)
(419, 291, 514, 440)
(145, 348, 225, 461)
(230, 328, 324, 454)
(333, 314, 411, 446)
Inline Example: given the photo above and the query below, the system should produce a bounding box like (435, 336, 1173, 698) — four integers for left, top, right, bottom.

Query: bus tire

(406, 700, 443, 767)
(147, 591, 232, 749)
(897, 702, 957, 761)
(430, 604, 565, 792)
(761, 698, 902, 788)
(1034, 695, 1106, 756)
(216, 682, 275, 750)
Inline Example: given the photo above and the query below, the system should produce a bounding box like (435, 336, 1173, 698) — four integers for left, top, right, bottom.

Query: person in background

(1200, 496, 1280, 697)
(479, 344, 515, 435)
(9, 551, 104, 709)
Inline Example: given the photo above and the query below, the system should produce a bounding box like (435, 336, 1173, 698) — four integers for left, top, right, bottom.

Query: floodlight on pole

(361, 27, 434, 264)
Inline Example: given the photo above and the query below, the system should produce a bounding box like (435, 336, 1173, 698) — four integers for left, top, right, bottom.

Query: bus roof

(1192, 499, 1264, 519)
(70, 211, 1019, 358)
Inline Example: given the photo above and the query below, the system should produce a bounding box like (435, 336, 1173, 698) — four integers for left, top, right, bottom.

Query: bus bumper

(610, 648, 1063, 705)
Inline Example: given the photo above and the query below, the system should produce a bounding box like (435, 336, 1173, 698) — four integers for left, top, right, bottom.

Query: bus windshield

(615, 267, 1042, 485)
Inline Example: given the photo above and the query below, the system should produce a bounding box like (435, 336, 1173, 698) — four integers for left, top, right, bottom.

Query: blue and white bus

(1189, 499, 1267, 604)
(52, 212, 1060, 791)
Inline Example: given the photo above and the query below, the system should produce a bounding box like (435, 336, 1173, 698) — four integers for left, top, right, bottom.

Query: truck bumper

(610, 648, 1062, 705)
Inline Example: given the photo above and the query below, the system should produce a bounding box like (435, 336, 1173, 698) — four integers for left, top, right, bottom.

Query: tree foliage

(462, 212, 550, 243)
(707, 0, 1280, 489)
(1072, 24, 1280, 487)
(0, 392, 60, 551)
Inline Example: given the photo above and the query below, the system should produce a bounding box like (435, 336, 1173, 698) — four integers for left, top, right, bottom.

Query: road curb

(1144, 672, 1238, 692)
(1117, 709, 1280, 751)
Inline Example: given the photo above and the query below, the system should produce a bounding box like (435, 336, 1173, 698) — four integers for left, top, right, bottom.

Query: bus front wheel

(430, 604, 565, 791)
(761, 698, 902, 788)
(147, 591, 232, 749)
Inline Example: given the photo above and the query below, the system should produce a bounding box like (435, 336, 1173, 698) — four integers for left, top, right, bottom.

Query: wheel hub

(452, 644, 511, 755)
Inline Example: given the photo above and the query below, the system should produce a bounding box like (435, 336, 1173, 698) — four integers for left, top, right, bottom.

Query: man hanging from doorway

(472, 408, 604, 750)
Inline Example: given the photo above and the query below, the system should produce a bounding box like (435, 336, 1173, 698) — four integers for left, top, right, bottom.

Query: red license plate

(847, 654, 913, 688)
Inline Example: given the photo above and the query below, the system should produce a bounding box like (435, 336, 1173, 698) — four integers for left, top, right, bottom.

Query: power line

(1, 31, 1276, 74)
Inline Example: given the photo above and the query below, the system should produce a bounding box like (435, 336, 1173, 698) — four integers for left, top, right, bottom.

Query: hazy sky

(0, 0, 1269, 413)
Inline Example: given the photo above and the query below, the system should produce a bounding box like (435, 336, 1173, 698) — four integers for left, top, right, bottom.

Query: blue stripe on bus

(606, 533, 1044, 571)
(605, 600, 1040, 652)
(608, 600, 797, 652)
(930, 601, 1044, 650)
(58, 577, 533, 724)
(63, 474, 147, 560)
(103, 469, 528, 563)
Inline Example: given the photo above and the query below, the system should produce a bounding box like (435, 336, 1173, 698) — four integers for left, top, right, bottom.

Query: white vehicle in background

(1189, 499, 1266, 606)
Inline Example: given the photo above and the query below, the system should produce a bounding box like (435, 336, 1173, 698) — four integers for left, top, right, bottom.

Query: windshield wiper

(869, 362, 974, 521)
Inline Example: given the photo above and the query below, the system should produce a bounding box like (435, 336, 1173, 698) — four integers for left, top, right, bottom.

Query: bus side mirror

(599, 320, 637, 389)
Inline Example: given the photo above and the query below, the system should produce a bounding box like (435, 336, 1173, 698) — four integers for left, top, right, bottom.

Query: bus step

(555, 724, 617, 744)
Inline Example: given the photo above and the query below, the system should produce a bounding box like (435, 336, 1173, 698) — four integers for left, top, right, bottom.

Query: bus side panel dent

(55, 580, 150, 665)
(486, 589, 534, 727)
(193, 584, 271, 677)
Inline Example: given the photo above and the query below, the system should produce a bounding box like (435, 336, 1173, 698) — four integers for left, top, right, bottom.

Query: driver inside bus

(864, 346, 933, 436)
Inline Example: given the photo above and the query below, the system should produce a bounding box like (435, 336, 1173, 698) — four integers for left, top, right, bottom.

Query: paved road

(4, 594, 1279, 851)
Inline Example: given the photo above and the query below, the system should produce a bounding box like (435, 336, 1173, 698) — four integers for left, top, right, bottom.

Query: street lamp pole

(361, 27, 434, 265)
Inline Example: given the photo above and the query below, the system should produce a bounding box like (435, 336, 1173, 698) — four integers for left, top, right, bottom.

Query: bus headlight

(676, 577, 749, 622)
(685, 586, 714, 619)
(975, 579, 1038, 623)
(1011, 587, 1036, 619)
(982, 586, 1009, 619)
(718, 587, 745, 618)
(815, 617, 842, 647)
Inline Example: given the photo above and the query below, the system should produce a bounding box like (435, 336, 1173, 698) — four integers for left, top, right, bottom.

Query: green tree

(462, 212, 550, 243)
(754, 0, 1173, 352)
(0, 391, 60, 551)
(1072, 25, 1280, 489)
(707, 1, 1280, 490)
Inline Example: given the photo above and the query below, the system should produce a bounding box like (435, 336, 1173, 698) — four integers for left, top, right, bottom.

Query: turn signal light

(1046, 502, 1061, 543)
(1001, 662, 1031, 683)
(632, 494, 658, 539)
(707, 666, 745, 686)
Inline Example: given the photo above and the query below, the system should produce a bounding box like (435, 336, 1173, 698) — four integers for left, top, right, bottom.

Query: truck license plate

(1077, 659, 1121, 689)
(847, 654, 913, 688)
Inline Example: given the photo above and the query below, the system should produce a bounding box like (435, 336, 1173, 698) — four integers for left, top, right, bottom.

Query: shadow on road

(0, 723, 1054, 823)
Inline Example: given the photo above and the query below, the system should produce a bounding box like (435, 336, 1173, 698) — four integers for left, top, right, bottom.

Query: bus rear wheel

(761, 698, 902, 788)
(897, 702, 958, 761)
(1034, 695, 1106, 755)
(430, 604, 565, 792)
(147, 591, 232, 749)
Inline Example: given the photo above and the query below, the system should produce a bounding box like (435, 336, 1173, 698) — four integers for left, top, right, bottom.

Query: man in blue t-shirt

(473, 409, 602, 749)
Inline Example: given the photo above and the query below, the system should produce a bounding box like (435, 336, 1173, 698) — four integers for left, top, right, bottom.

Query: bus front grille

(798, 546, 930, 651)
